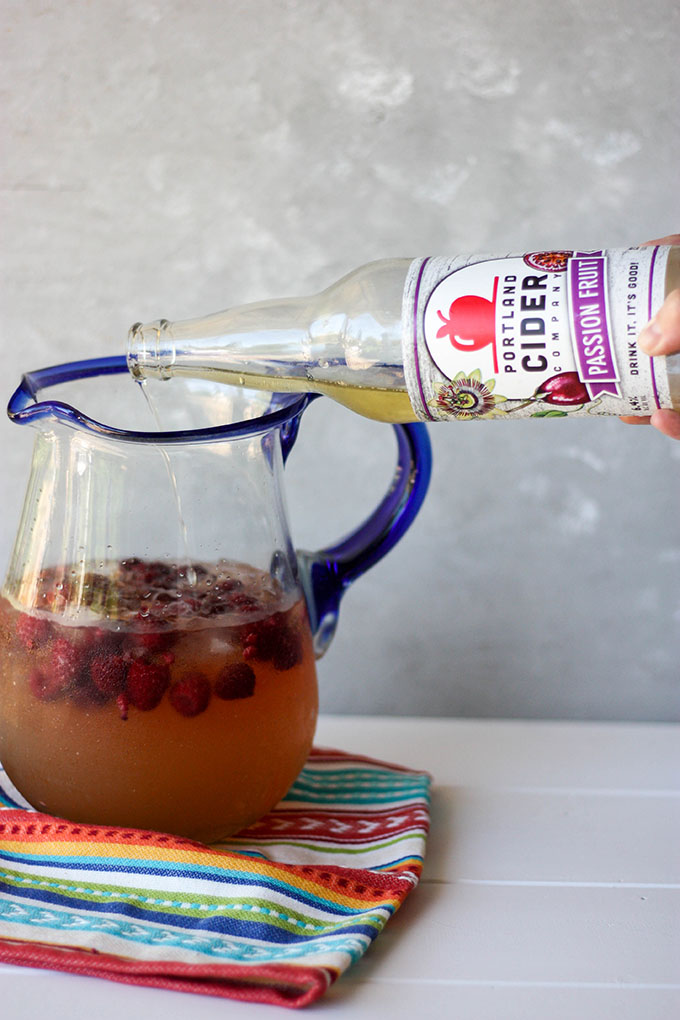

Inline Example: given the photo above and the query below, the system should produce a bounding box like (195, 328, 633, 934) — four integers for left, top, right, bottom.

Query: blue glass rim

(7, 355, 313, 444)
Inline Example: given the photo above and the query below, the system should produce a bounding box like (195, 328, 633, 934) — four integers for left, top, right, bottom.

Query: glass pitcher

(0, 356, 431, 842)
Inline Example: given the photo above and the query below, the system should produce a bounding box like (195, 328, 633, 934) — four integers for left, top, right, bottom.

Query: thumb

(638, 288, 680, 356)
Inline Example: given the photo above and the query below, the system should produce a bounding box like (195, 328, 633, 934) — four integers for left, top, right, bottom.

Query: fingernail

(638, 318, 663, 354)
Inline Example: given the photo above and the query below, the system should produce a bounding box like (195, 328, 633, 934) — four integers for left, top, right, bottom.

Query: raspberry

(16, 613, 51, 651)
(126, 660, 170, 711)
(73, 626, 123, 654)
(168, 596, 201, 621)
(241, 614, 303, 671)
(230, 593, 259, 614)
(90, 654, 128, 697)
(70, 677, 110, 708)
(169, 672, 211, 717)
(215, 662, 256, 701)
(273, 628, 304, 672)
(138, 631, 172, 652)
(204, 578, 241, 617)
(129, 614, 176, 654)
(121, 558, 175, 588)
(50, 637, 87, 689)
(213, 577, 238, 594)
(241, 615, 280, 662)
(29, 668, 66, 703)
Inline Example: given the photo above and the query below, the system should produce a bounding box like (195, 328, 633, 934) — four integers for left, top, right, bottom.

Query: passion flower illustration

(430, 371, 500, 419)
(523, 250, 573, 273)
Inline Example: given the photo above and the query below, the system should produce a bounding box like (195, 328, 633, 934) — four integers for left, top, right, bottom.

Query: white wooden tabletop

(2, 715, 679, 1020)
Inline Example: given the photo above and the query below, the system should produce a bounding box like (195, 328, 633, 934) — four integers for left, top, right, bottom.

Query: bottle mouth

(127, 319, 175, 381)
(8, 356, 312, 444)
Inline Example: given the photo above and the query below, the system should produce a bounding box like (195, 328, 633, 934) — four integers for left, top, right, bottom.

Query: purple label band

(647, 245, 662, 409)
(413, 258, 435, 421)
(568, 255, 621, 399)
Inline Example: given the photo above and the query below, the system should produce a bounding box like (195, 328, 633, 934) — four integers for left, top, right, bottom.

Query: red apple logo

(434, 277, 499, 372)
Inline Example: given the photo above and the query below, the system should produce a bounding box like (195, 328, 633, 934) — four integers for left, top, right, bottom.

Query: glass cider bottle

(128, 246, 680, 423)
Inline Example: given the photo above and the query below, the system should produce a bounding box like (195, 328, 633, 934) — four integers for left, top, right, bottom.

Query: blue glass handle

(292, 404, 432, 657)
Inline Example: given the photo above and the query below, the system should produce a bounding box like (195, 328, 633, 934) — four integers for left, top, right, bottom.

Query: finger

(649, 409, 680, 440)
(641, 234, 680, 246)
(638, 288, 680, 356)
(619, 414, 652, 425)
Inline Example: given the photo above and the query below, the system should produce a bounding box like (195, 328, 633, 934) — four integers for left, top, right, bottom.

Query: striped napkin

(0, 748, 431, 1008)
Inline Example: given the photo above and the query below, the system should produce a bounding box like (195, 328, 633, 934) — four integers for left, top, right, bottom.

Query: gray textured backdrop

(1, 0, 679, 721)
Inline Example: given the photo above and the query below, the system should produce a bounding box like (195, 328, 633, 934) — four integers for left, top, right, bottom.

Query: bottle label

(402, 247, 671, 420)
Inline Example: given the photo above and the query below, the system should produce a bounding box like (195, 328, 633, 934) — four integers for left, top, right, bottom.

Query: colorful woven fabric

(0, 748, 430, 1008)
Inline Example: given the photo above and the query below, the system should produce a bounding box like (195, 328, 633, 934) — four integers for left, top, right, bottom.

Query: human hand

(619, 233, 680, 439)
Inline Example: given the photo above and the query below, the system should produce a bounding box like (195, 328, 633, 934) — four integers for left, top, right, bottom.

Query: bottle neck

(127, 296, 314, 387)
(126, 260, 409, 396)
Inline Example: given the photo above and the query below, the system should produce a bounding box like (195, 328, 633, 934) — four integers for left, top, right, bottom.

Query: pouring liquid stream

(135, 378, 197, 589)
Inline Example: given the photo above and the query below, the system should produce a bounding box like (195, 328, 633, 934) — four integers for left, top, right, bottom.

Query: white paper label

(402, 247, 671, 420)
